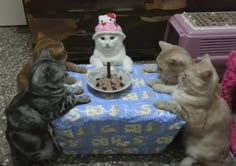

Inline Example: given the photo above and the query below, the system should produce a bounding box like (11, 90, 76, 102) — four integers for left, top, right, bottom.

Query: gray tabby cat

(144, 41, 193, 93)
(153, 55, 231, 166)
(5, 48, 91, 166)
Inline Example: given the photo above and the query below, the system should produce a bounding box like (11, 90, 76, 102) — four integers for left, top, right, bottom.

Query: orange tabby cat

(17, 32, 87, 92)
(154, 55, 231, 166)
(144, 41, 193, 93)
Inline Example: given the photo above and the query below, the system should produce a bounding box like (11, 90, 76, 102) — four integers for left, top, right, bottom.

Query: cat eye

(110, 19, 112, 21)
(55, 55, 63, 60)
(110, 37, 115, 40)
(180, 72, 188, 79)
(100, 37, 105, 40)
(45, 66, 56, 74)
(62, 51, 67, 55)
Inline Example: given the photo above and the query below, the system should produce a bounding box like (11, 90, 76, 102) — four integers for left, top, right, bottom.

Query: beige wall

(0, 0, 27, 26)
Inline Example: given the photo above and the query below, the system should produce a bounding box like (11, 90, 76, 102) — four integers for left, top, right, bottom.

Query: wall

(0, 0, 27, 26)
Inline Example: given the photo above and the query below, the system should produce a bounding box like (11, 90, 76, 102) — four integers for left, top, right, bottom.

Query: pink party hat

(92, 22, 126, 40)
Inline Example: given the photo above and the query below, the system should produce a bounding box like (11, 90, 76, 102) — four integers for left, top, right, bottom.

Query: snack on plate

(95, 73, 125, 91)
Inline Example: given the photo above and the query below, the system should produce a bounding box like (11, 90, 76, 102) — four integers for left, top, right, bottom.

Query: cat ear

(192, 58, 198, 64)
(37, 48, 52, 62)
(113, 13, 116, 19)
(201, 54, 213, 65)
(200, 70, 213, 81)
(98, 16, 104, 23)
(37, 32, 49, 40)
(159, 41, 174, 51)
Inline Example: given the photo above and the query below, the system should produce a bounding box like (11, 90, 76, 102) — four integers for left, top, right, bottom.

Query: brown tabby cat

(16, 32, 87, 92)
(153, 55, 231, 166)
(144, 41, 193, 93)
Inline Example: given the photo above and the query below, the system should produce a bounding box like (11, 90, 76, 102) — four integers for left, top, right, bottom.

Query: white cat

(90, 33, 133, 72)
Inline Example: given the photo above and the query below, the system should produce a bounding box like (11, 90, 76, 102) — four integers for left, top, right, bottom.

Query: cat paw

(153, 84, 175, 93)
(147, 79, 160, 87)
(153, 100, 168, 110)
(65, 85, 83, 95)
(143, 64, 157, 73)
(152, 83, 164, 92)
(66, 76, 77, 84)
(75, 95, 91, 104)
(123, 66, 132, 73)
(92, 61, 104, 68)
(76, 66, 87, 73)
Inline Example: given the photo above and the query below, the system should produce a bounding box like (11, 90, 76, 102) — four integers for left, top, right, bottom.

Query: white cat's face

(95, 34, 123, 49)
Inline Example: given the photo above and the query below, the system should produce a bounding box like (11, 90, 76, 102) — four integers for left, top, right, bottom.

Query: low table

(52, 64, 185, 155)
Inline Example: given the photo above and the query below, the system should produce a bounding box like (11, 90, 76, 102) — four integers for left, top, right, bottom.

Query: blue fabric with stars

(52, 64, 185, 155)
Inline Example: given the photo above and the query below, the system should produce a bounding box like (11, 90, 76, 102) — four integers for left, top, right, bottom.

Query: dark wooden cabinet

(23, 0, 236, 63)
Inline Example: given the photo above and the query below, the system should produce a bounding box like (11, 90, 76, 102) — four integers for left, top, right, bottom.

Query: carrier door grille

(199, 38, 236, 56)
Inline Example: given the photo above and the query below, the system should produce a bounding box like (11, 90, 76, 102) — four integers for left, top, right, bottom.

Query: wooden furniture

(22, 0, 236, 63)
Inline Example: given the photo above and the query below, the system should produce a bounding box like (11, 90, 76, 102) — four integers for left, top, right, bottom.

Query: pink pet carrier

(164, 11, 236, 78)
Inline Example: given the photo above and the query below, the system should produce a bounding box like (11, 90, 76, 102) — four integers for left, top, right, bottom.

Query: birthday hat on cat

(98, 13, 116, 23)
(92, 13, 126, 40)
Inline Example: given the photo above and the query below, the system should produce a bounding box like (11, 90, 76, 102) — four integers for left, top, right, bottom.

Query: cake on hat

(92, 13, 126, 40)
(98, 13, 116, 23)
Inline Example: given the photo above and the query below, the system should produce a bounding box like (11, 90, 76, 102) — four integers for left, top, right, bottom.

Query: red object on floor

(221, 50, 236, 156)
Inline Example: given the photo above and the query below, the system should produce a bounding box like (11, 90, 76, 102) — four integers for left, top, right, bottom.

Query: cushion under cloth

(52, 64, 185, 155)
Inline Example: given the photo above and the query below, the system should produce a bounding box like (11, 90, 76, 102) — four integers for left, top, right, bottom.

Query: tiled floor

(0, 27, 234, 166)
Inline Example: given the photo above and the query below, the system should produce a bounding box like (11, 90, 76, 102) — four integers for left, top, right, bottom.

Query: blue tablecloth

(52, 64, 185, 155)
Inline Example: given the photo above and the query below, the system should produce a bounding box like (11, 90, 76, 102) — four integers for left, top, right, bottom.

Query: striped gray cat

(5, 48, 90, 166)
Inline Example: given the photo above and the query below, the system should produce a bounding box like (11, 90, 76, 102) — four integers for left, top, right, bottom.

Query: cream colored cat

(153, 55, 231, 166)
(144, 41, 193, 93)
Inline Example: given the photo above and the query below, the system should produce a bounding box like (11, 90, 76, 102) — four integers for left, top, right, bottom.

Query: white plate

(87, 66, 132, 93)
